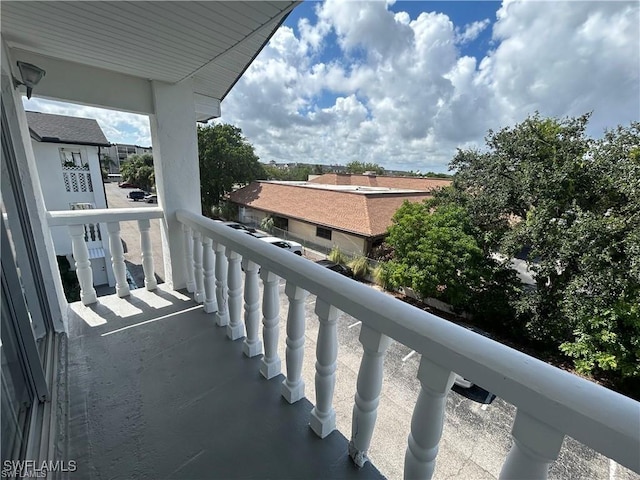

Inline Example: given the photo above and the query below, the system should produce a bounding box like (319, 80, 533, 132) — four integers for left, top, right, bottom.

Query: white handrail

(176, 209, 640, 473)
(47, 207, 163, 226)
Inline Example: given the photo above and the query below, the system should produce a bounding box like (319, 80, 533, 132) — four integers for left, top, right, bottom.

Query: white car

(258, 236, 303, 255)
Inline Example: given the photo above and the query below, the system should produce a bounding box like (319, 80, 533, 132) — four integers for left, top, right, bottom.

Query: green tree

(345, 161, 385, 175)
(198, 124, 264, 216)
(260, 163, 312, 181)
(100, 154, 116, 180)
(450, 114, 640, 383)
(120, 153, 154, 191)
(382, 199, 520, 318)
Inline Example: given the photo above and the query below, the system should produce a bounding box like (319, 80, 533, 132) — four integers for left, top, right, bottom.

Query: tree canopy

(120, 153, 154, 191)
(260, 163, 313, 181)
(383, 113, 640, 390)
(198, 124, 264, 216)
(382, 198, 520, 322)
(345, 161, 385, 175)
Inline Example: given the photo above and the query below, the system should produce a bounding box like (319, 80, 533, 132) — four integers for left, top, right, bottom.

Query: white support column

(202, 236, 217, 314)
(226, 250, 243, 340)
(106, 221, 129, 298)
(192, 230, 204, 304)
(242, 258, 262, 357)
(183, 224, 196, 293)
(499, 411, 565, 480)
(69, 224, 97, 305)
(150, 79, 201, 290)
(281, 282, 308, 403)
(349, 325, 392, 467)
(138, 218, 157, 291)
(404, 357, 455, 480)
(213, 242, 229, 327)
(260, 270, 281, 379)
(310, 298, 339, 439)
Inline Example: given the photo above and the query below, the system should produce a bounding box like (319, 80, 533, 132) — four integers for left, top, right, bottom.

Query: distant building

(102, 143, 152, 173)
(229, 174, 451, 256)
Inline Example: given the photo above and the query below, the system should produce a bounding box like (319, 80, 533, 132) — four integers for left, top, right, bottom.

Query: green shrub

(348, 255, 370, 280)
(57, 256, 80, 302)
(328, 246, 348, 265)
(260, 216, 274, 233)
(372, 263, 391, 289)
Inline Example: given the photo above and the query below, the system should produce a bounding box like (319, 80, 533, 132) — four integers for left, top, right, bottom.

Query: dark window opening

(273, 216, 288, 231)
(316, 227, 332, 240)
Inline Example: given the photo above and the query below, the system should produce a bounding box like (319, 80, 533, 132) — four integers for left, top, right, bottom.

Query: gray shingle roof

(26, 111, 110, 146)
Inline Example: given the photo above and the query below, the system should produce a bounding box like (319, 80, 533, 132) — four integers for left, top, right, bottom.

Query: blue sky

(24, 1, 640, 172)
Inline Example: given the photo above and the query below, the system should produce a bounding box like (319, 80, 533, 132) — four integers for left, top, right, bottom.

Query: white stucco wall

(32, 142, 106, 254)
(31, 141, 113, 286)
(1, 37, 67, 331)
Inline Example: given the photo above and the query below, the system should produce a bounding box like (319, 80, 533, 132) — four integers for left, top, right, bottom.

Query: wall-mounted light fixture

(14, 61, 46, 99)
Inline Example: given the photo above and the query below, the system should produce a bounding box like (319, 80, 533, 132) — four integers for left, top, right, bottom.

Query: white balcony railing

(176, 209, 640, 479)
(47, 207, 163, 305)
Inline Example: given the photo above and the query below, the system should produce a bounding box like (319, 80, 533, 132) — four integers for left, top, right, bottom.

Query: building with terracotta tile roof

(229, 174, 451, 255)
(308, 173, 452, 190)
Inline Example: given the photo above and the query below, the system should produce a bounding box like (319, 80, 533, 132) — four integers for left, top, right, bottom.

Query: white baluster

(260, 270, 280, 379)
(138, 218, 157, 291)
(281, 282, 308, 403)
(404, 357, 455, 480)
(192, 230, 204, 304)
(226, 250, 243, 340)
(499, 410, 564, 480)
(69, 224, 97, 305)
(202, 236, 217, 314)
(106, 221, 130, 297)
(242, 258, 262, 357)
(183, 224, 195, 293)
(310, 298, 339, 439)
(213, 242, 229, 327)
(349, 324, 392, 467)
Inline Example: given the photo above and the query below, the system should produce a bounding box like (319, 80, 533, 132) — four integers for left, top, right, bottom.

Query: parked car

(315, 259, 353, 277)
(224, 222, 255, 233)
(118, 181, 137, 188)
(128, 189, 147, 201)
(451, 324, 496, 404)
(258, 236, 303, 255)
(144, 194, 157, 203)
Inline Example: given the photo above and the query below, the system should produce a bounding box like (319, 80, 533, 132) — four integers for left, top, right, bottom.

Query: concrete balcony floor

(66, 285, 383, 480)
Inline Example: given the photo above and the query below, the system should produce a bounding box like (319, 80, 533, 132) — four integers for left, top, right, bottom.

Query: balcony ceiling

(1, 1, 297, 100)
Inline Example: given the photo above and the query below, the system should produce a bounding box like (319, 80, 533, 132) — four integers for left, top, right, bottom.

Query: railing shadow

(68, 284, 197, 338)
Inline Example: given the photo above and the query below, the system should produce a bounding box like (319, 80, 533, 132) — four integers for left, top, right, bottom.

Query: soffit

(1, 1, 296, 100)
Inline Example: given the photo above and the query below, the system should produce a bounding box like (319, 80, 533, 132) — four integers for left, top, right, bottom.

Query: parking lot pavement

(104, 182, 165, 287)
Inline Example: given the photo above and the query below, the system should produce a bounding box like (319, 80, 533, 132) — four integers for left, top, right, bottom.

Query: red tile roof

(229, 181, 434, 237)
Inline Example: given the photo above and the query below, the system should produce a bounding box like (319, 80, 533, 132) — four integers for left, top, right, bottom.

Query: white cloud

(456, 19, 491, 44)
(23, 1, 639, 173)
(220, 0, 638, 172)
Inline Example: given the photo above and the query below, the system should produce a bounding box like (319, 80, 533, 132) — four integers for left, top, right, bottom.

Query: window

(59, 148, 83, 167)
(316, 226, 332, 240)
(273, 216, 288, 230)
